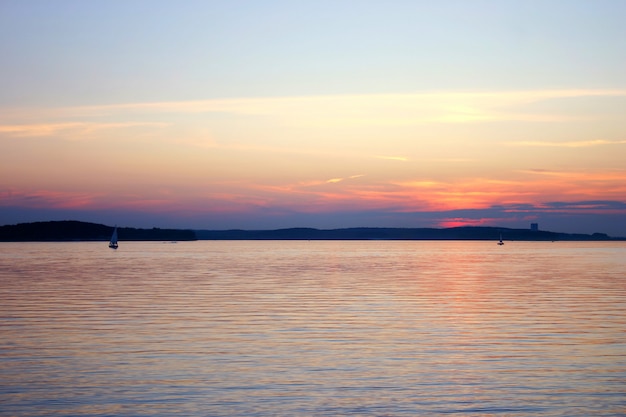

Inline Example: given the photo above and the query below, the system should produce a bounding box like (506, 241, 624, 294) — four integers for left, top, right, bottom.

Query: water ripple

(1, 241, 625, 416)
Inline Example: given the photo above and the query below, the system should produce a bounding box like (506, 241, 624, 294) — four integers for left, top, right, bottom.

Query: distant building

(530, 223, 539, 231)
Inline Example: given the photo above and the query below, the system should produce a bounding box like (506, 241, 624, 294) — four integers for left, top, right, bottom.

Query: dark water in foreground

(1, 241, 625, 416)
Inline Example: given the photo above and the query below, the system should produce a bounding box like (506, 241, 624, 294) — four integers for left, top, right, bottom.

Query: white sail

(109, 227, 118, 249)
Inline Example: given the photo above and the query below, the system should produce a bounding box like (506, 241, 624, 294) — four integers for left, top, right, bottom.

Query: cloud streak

(0, 189, 100, 209)
(0, 122, 169, 138)
(326, 174, 364, 184)
(375, 155, 409, 162)
(3, 89, 625, 128)
(509, 139, 626, 148)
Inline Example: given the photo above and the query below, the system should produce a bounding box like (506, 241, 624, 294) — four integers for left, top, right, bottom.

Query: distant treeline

(0, 221, 196, 242)
(0, 221, 622, 242)
(196, 226, 620, 241)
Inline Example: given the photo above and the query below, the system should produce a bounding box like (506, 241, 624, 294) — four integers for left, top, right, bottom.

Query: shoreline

(1, 221, 624, 242)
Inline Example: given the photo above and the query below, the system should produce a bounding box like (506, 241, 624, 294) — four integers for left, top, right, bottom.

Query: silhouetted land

(0, 221, 196, 242)
(1, 221, 624, 242)
(196, 226, 623, 241)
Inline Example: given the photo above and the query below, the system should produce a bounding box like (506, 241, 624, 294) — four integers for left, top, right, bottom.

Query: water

(1, 240, 625, 416)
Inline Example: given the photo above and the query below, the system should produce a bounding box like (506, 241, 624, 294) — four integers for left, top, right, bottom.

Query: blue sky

(3, 0, 625, 104)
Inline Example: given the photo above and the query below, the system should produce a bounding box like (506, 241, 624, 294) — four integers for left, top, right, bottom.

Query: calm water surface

(1, 241, 625, 416)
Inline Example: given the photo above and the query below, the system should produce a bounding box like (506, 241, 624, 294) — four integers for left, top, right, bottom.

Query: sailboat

(109, 226, 118, 249)
(497, 233, 504, 245)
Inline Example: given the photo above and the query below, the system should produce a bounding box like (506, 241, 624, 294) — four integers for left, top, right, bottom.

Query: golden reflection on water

(1, 241, 625, 416)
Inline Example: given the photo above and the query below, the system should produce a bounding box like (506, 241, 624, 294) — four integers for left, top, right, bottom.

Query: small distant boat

(497, 233, 504, 245)
(109, 226, 118, 249)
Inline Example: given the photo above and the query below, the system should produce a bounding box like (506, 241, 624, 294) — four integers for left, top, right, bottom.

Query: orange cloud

(325, 174, 364, 184)
(390, 171, 626, 213)
(4, 163, 625, 222)
(0, 122, 168, 139)
(1, 189, 99, 209)
(215, 167, 626, 218)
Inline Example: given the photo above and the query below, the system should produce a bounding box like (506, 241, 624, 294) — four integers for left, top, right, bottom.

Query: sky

(1, 0, 626, 236)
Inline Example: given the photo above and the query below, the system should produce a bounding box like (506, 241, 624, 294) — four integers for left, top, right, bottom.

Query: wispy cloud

(518, 200, 626, 213)
(3, 89, 625, 128)
(103, 88, 625, 127)
(518, 169, 626, 182)
(509, 139, 626, 148)
(0, 189, 100, 209)
(375, 155, 409, 162)
(326, 174, 364, 184)
(0, 122, 169, 138)
(82, 88, 626, 115)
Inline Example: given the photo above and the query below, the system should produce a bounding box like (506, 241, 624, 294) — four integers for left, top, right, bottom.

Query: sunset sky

(2, 0, 626, 235)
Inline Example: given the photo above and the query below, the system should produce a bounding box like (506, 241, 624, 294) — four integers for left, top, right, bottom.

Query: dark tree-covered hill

(0, 221, 196, 242)
(196, 226, 620, 241)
